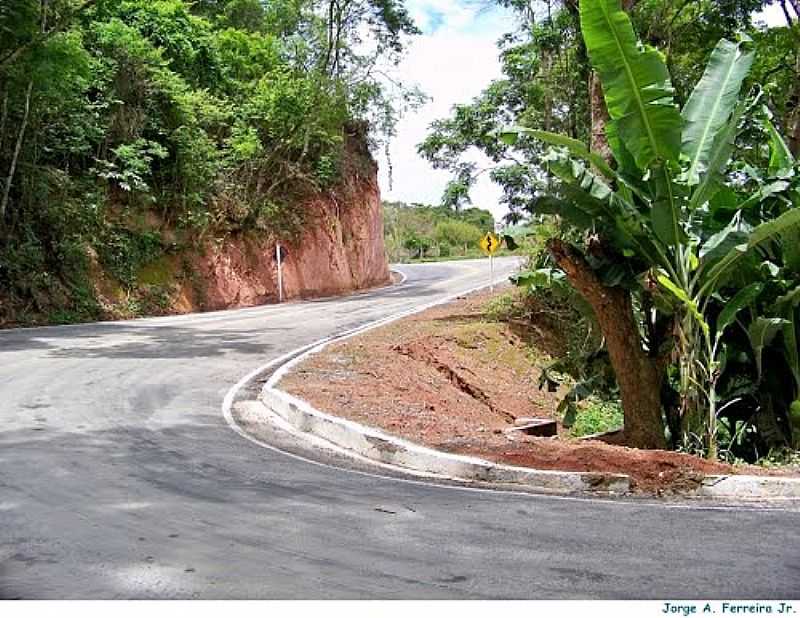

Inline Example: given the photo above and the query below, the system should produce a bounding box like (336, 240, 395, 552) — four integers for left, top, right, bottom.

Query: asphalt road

(1, 258, 798, 599)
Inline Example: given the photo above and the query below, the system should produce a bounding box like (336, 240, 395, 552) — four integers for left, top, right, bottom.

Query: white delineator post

(276, 242, 284, 303)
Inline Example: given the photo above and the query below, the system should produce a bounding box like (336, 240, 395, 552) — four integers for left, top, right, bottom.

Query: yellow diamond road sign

(480, 232, 500, 256)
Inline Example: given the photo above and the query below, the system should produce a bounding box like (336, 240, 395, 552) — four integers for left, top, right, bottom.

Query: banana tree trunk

(549, 239, 666, 449)
(787, 53, 800, 157)
(589, 72, 614, 164)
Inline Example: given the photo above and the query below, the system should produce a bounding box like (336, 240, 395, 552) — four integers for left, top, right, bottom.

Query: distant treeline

(383, 200, 498, 261)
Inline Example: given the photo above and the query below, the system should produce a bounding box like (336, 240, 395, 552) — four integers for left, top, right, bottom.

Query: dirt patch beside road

(279, 289, 792, 495)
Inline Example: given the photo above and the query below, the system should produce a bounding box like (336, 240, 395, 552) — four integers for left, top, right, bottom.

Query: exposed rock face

(189, 173, 389, 311)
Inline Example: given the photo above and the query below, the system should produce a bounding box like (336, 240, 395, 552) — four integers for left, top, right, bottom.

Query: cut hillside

(0, 128, 389, 327)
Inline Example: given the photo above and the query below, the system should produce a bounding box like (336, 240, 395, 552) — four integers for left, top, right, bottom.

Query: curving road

(1, 258, 798, 599)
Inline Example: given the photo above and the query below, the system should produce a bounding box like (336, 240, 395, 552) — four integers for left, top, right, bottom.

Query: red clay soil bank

(187, 130, 390, 310)
(279, 290, 796, 495)
(186, 177, 389, 311)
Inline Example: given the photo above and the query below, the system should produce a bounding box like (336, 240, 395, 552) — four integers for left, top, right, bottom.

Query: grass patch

(483, 291, 522, 322)
(137, 255, 178, 286)
(755, 448, 800, 469)
(569, 399, 624, 438)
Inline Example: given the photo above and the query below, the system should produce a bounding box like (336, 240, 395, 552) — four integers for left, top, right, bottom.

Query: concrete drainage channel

(226, 272, 800, 502)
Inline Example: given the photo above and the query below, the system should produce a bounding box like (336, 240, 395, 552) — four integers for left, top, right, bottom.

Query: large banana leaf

(783, 227, 800, 273)
(698, 207, 800, 295)
(784, 311, 800, 395)
(605, 119, 639, 177)
(499, 124, 652, 202)
(697, 212, 751, 266)
(716, 282, 763, 337)
(748, 317, 790, 380)
(687, 97, 749, 210)
(651, 165, 684, 246)
(544, 152, 613, 202)
(536, 187, 656, 265)
(534, 195, 598, 230)
(496, 126, 616, 180)
(764, 115, 796, 176)
(785, 318, 800, 396)
(774, 286, 800, 394)
(580, 0, 681, 169)
(681, 38, 754, 186)
(541, 150, 671, 268)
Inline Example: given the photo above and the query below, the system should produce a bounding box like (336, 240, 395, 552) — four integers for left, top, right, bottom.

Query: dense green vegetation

(0, 0, 420, 324)
(420, 0, 799, 222)
(488, 0, 800, 461)
(383, 200, 497, 261)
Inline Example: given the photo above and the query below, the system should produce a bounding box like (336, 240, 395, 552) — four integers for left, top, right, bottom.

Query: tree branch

(1, 80, 33, 221)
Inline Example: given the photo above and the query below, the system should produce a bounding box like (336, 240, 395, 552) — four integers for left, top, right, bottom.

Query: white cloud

(376, 2, 513, 223)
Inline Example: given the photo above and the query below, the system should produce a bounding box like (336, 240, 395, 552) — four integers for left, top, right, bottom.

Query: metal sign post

(490, 253, 494, 292)
(276, 242, 284, 303)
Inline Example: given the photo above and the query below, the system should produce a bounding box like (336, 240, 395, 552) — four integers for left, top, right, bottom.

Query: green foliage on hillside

(383, 200, 497, 261)
(0, 0, 420, 324)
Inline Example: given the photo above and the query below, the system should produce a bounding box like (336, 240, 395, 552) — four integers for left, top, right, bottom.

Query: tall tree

(501, 0, 800, 454)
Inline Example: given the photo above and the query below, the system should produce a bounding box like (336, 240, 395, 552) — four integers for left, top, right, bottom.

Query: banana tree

(499, 0, 800, 455)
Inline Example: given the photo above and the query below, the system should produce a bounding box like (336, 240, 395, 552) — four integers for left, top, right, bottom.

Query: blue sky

(377, 1, 789, 223)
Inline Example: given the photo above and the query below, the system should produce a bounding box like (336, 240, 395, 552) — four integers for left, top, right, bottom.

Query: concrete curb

(697, 473, 800, 500)
(260, 377, 800, 500)
(259, 386, 631, 495)
(388, 267, 408, 285)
